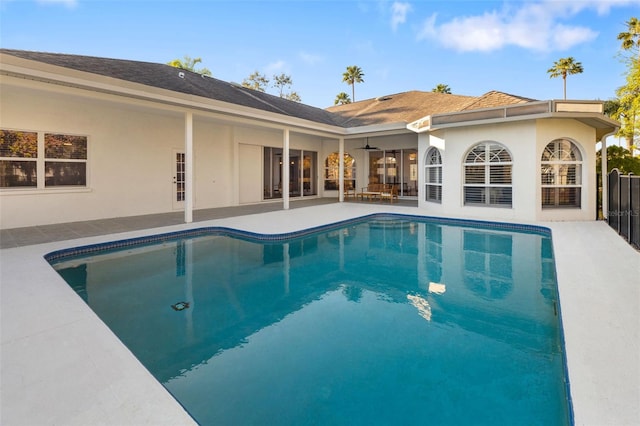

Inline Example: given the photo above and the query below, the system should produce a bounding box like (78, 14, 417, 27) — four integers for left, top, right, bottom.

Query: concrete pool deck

(1, 201, 639, 425)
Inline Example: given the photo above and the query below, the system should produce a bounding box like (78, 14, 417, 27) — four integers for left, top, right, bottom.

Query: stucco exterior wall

(193, 119, 234, 208)
(0, 81, 184, 228)
(418, 119, 596, 222)
(535, 118, 596, 221)
(1, 72, 602, 229)
(0, 79, 238, 228)
(1, 82, 344, 228)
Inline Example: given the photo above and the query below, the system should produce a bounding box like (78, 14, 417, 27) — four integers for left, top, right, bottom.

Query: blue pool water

(50, 216, 571, 425)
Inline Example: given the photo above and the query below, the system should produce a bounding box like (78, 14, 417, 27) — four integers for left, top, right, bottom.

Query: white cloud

(299, 51, 323, 66)
(552, 24, 600, 50)
(265, 60, 287, 75)
(417, 0, 603, 52)
(391, 2, 412, 31)
(36, 0, 78, 7)
(585, 0, 640, 15)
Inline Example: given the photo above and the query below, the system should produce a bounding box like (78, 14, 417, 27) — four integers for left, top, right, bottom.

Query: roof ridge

(459, 90, 537, 111)
(0, 48, 163, 67)
(1, 48, 347, 127)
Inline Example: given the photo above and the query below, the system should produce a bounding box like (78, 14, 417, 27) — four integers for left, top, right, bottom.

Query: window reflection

(263, 147, 317, 199)
(463, 231, 513, 299)
(367, 148, 418, 197)
(324, 152, 355, 190)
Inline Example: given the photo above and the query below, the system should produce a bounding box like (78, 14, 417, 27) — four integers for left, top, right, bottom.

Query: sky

(0, 0, 638, 109)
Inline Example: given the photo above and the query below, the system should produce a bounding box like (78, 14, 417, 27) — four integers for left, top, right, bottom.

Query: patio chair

(344, 187, 357, 200)
(379, 184, 398, 203)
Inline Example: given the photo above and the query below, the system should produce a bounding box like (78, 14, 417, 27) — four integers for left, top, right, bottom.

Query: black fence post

(608, 169, 620, 232)
(631, 174, 640, 248)
(621, 175, 630, 241)
(607, 169, 640, 249)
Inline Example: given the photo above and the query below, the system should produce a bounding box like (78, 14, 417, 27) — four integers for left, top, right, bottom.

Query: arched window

(424, 147, 442, 203)
(541, 139, 582, 208)
(324, 152, 355, 191)
(463, 142, 512, 207)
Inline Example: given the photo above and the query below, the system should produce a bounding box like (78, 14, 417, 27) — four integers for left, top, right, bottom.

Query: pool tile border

(42, 212, 573, 423)
(45, 213, 551, 263)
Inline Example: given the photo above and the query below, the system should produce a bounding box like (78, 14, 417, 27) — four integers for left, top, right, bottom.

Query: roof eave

(410, 99, 619, 140)
(428, 111, 618, 135)
(0, 53, 348, 137)
(342, 122, 412, 138)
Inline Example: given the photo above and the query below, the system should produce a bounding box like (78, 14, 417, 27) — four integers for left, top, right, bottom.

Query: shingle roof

(1, 49, 539, 130)
(0, 49, 344, 127)
(459, 90, 535, 110)
(326, 91, 477, 126)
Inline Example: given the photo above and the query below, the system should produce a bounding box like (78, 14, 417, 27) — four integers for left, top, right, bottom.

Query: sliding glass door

(263, 147, 317, 200)
(367, 148, 418, 197)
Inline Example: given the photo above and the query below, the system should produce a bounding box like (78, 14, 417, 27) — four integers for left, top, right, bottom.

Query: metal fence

(608, 169, 640, 248)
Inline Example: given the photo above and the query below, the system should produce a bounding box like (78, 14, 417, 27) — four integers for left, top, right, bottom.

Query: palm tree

(342, 65, 364, 102)
(547, 57, 584, 99)
(617, 17, 640, 60)
(432, 84, 452, 94)
(334, 92, 351, 105)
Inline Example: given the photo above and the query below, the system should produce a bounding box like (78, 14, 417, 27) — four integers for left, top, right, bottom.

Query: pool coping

(44, 212, 552, 262)
(2, 203, 639, 425)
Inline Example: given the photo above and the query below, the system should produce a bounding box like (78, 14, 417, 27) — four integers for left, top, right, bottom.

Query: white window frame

(541, 138, 582, 209)
(1, 128, 89, 192)
(324, 152, 356, 191)
(463, 142, 512, 208)
(424, 147, 442, 203)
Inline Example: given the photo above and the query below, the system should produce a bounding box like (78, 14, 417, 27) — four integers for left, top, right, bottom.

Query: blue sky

(1, 0, 638, 108)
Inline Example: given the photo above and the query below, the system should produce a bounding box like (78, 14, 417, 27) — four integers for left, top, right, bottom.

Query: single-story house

(0, 49, 619, 229)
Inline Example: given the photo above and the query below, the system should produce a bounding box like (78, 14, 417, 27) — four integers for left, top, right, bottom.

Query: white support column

(339, 138, 345, 202)
(600, 130, 618, 220)
(601, 137, 607, 219)
(283, 128, 290, 210)
(184, 111, 194, 223)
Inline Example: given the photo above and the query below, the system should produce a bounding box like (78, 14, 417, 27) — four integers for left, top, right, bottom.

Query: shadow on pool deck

(0, 198, 418, 249)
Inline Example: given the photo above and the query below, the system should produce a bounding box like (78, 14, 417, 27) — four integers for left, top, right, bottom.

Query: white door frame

(172, 149, 185, 210)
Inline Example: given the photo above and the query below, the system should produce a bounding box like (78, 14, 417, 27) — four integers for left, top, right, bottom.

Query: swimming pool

(48, 214, 572, 425)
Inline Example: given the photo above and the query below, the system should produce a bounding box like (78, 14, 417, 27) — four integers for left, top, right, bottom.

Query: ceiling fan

(358, 137, 379, 150)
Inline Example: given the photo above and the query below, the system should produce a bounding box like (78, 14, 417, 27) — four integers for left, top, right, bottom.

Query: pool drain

(171, 301, 190, 311)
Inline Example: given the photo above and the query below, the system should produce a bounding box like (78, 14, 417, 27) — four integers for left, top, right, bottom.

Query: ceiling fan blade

(358, 144, 379, 150)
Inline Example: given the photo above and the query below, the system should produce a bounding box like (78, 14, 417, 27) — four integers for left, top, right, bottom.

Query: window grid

(176, 152, 185, 202)
(1, 129, 88, 189)
(0, 130, 38, 187)
(463, 142, 512, 207)
(541, 139, 582, 208)
(44, 133, 88, 187)
(324, 152, 356, 191)
(424, 147, 442, 203)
